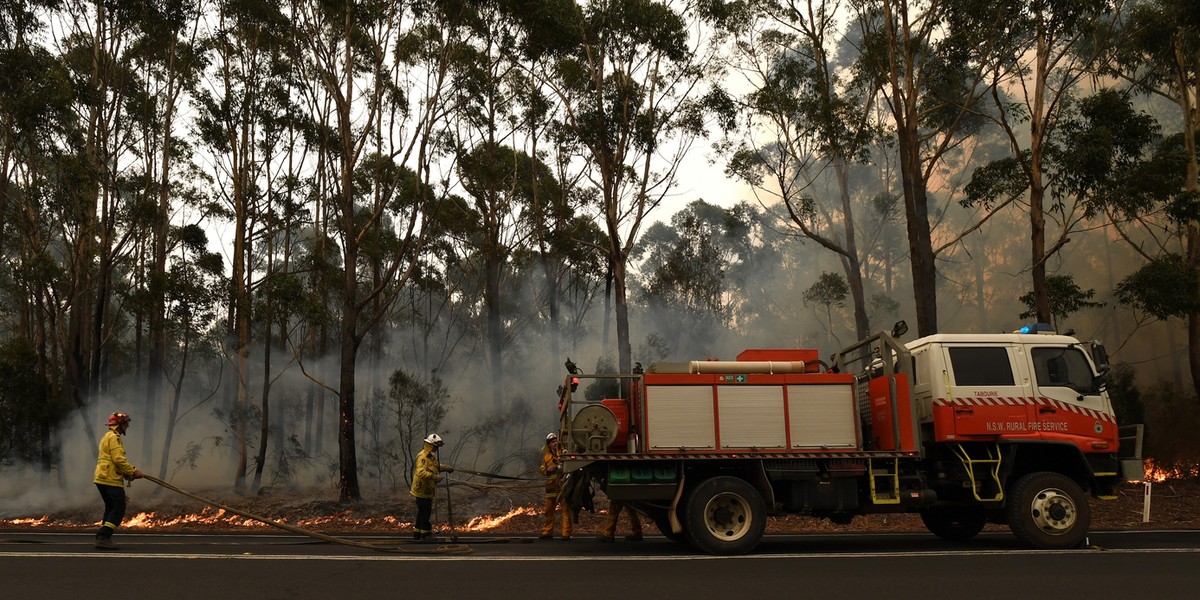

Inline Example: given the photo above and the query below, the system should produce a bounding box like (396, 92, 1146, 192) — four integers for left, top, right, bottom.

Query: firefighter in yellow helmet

(410, 433, 453, 540)
(539, 432, 572, 540)
(93, 412, 144, 550)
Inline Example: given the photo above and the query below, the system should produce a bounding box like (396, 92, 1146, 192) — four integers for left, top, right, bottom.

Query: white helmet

(424, 433, 444, 446)
(546, 432, 558, 442)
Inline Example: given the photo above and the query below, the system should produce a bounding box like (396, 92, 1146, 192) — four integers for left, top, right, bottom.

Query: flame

(122, 509, 263, 529)
(1, 505, 538, 532)
(5, 516, 50, 526)
(1143, 459, 1200, 483)
(462, 506, 538, 532)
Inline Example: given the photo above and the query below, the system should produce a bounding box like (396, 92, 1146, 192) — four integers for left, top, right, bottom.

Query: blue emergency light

(1018, 323, 1054, 334)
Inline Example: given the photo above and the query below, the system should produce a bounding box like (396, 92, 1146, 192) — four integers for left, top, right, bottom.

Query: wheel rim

(702, 492, 751, 541)
(1028, 487, 1077, 536)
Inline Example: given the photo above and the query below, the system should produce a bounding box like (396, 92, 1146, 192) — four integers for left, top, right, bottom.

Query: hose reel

(570, 404, 618, 453)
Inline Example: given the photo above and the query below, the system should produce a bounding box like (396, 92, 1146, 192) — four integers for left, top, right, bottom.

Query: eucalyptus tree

(195, 0, 294, 489)
(0, 0, 75, 375)
(490, 0, 606, 365)
(521, 167, 608, 359)
(1, 0, 65, 266)
(289, 0, 457, 501)
(631, 200, 747, 357)
(50, 0, 161, 446)
(963, 0, 1120, 326)
(522, 0, 726, 374)
(447, 0, 545, 412)
(1018, 273, 1104, 331)
(250, 165, 313, 491)
(850, 0, 1001, 336)
(0, 1, 75, 472)
(124, 0, 206, 472)
(154, 223, 226, 483)
(803, 270, 849, 347)
(723, 0, 878, 340)
(1107, 0, 1200, 400)
(1058, 0, 1199, 393)
(0, 337, 60, 472)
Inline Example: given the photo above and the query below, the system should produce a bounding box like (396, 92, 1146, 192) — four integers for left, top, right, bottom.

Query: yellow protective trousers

(541, 496, 573, 538)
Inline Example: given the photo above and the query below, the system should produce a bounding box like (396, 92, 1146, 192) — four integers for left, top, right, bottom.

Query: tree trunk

(157, 329, 191, 483)
(974, 240, 989, 332)
(1181, 54, 1200, 401)
(835, 161, 869, 339)
(1028, 34, 1051, 325)
(487, 253, 504, 412)
(231, 176, 250, 490)
(338, 261, 362, 501)
(613, 254, 632, 374)
(879, 0, 945, 338)
(253, 309, 273, 491)
(897, 124, 938, 336)
(146, 36, 181, 475)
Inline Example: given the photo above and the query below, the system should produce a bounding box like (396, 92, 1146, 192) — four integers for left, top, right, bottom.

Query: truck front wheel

(920, 507, 987, 542)
(1006, 471, 1090, 549)
(684, 476, 766, 555)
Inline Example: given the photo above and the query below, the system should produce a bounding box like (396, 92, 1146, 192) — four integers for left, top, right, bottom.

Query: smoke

(2, 175, 1191, 521)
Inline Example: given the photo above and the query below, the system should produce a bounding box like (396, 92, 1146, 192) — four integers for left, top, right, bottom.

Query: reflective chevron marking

(933, 396, 1115, 423)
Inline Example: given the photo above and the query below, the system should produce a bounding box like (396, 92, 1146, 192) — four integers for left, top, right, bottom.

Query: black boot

(94, 527, 118, 550)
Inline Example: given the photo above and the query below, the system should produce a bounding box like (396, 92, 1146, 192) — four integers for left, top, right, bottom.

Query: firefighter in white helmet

(539, 432, 572, 540)
(410, 433, 453, 540)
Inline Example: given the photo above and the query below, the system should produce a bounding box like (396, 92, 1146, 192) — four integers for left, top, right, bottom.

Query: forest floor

(1, 479, 1198, 536)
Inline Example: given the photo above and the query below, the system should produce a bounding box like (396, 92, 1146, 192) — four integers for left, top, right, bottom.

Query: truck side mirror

(891, 320, 908, 339)
(1090, 343, 1110, 376)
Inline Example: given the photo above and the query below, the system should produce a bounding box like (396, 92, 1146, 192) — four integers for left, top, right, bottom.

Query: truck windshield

(1031, 347, 1095, 393)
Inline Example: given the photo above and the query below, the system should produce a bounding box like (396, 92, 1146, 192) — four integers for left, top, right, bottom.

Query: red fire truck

(555, 322, 1144, 555)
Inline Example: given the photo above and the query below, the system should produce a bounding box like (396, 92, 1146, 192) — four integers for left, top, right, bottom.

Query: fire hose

(450, 467, 534, 481)
(141, 474, 472, 555)
(438, 474, 537, 544)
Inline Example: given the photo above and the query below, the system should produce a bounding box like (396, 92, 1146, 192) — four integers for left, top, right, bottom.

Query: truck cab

(908, 330, 1119, 454)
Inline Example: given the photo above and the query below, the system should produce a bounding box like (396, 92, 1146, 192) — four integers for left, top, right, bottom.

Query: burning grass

(1144, 459, 1200, 483)
(2, 477, 1198, 535)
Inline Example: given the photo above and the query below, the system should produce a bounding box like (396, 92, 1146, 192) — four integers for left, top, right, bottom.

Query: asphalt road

(2, 530, 1198, 599)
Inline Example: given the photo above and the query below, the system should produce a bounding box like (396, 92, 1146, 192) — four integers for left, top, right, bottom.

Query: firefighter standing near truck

(93, 412, 144, 550)
(539, 432, 572, 540)
(599, 500, 643, 542)
(410, 433, 453, 541)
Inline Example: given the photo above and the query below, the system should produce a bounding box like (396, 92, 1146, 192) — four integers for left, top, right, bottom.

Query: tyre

(650, 510, 688, 543)
(919, 507, 987, 542)
(1006, 471, 1090, 549)
(683, 476, 766, 555)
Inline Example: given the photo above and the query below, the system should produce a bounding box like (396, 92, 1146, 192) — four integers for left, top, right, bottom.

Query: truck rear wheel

(651, 511, 688, 543)
(919, 507, 987, 542)
(1006, 471, 1090, 549)
(683, 476, 766, 555)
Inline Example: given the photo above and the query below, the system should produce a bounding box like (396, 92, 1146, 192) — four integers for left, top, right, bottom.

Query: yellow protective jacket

(540, 444, 561, 498)
(409, 443, 450, 499)
(94, 427, 137, 487)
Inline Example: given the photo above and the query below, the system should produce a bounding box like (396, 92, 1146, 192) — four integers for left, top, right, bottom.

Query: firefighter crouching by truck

(410, 433, 453, 541)
(93, 412, 144, 550)
(539, 432, 572, 540)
